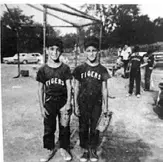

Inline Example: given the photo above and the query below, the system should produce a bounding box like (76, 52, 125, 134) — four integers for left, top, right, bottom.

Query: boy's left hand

(102, 107, 108, 115)
(60, 103, 72, 114)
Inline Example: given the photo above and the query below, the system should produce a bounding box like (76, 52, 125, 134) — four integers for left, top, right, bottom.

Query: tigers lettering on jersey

(45, 78, 64, 86)
(81, 70, 101, 80)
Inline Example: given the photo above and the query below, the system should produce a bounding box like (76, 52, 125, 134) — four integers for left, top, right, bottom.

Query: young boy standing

(36, 38, 72, 162)
(73, 37, 111, 162)
(126, 45, 143, 98)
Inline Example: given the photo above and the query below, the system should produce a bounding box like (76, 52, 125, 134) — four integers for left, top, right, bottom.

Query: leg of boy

(79, 113, 90, 149)
(136, 71, 141, 95)
(58, 112, 71, 150)
(129, 71, 135, 94)
(90, 104, 102, 149)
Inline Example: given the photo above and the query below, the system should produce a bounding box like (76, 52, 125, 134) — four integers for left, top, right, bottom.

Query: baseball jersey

(36, 63, 72, 99)
(129, 54, 143, 70)
(73, 63, 111, 98)
(147, 55, 154, 67)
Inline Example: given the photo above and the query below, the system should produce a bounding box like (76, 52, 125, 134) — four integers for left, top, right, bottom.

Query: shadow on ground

(99, 129, 152, 162)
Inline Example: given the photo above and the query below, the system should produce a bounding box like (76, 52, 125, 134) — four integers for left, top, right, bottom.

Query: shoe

(60, 148, 72, 161)
(136, 94, 140, 98)
(80, 151, 89, 162)
(126, 93, 132, 97)
(40, 149, 55, 162)
(90, 149, 98, 162)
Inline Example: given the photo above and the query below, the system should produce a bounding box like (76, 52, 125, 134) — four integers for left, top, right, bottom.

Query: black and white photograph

(1, 1, 163, 162)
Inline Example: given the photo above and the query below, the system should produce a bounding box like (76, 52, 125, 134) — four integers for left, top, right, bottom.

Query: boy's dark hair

(133, 45, 140, 53)
(46, 37, 63, 52)
(84, 36, 99, 50)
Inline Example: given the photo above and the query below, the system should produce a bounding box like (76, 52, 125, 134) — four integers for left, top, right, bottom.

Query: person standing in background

(121, 44, 132, 78)
(143, 51, 154, 91)
(126, 45, 143, 98)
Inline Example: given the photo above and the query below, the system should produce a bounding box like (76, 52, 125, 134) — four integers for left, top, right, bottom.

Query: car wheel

(37, 59, 41, 64)
(23, 60, 28, 64)
(4, 61, 8, 64)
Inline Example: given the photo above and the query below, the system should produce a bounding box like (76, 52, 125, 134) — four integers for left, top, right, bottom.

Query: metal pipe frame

(27, 4, 79, 27)
(43, 4, 101, 22)
(61, 3, 99, 21)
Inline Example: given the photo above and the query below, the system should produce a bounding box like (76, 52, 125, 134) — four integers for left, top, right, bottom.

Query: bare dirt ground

(1, 63, 163, 162)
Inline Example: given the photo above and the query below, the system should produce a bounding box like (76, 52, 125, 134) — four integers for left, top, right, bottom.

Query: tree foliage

(1, 7, 60, 58)
(1, 5, 163, 60)
(81, 4, 163, 48)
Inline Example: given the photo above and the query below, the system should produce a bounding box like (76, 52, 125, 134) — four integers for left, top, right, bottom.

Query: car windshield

(13, 54, 18, 58)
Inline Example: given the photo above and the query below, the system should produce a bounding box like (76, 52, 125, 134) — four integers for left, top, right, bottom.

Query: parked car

(3, 54, 18, 64)
(32, 53, 43, 64)
(153, 52, 163, 62)
(13, 53, 42, 64)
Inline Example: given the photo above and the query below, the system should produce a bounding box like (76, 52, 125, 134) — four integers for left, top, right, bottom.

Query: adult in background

(143, 51, 154, 91)
(36, 38, 72, 162)
(116, 46, 123, 69)
(126, 45, 143, 98)
(121, 44, 132, 78)
(73, 36, 111, 162)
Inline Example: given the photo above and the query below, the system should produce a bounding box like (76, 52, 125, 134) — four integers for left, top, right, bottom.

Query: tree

(1, 7, 61, 59)
(153, 17, 163, 42)
(62, 33, 77, 50)
(1, 7, 34, 57)
(80, 4, 162, 47)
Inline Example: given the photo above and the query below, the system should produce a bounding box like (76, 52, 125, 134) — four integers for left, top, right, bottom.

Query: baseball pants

(43, 98, 70, 150)
(78, 95, 102, 149)
(129, 69, 141, 95)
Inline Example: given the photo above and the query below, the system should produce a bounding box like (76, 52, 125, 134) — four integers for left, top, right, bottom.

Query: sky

(1, 1, 163, 35)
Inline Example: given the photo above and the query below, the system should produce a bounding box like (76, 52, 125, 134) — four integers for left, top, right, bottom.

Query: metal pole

(14, 30, 21, 78)
(99, 23, 103, 63)
(17, 31, 20, 76)
(43, 6, 47, 63)
(4, 4, 21, 78)
(75, 27, 79, 67)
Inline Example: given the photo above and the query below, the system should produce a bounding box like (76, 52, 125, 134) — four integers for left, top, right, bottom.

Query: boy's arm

(65, 79, 72, 110)
(102, 80, 108, 114)
(73, 78, 80, 116)
(140, 56, 148, 68)
(38, 82, 49, 118)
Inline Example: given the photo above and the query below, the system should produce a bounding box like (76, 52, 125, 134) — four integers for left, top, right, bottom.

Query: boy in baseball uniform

(36, 38, 72, 162)
(73, 36, 111, 162)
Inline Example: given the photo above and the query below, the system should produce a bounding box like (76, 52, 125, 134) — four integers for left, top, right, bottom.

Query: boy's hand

(65, 103, 71, 111)
(102, 106, 108, 115)
(41, 107, 49, 119)
(60, 103, 70, 111)
(74, 105, 80, 117)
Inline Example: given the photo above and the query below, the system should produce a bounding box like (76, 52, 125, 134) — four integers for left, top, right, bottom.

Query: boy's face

(124, 45, 128, 50)
(143, 56, 148, 63)
(47, 45, 61, 61)
(85, 46, 98, 62)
